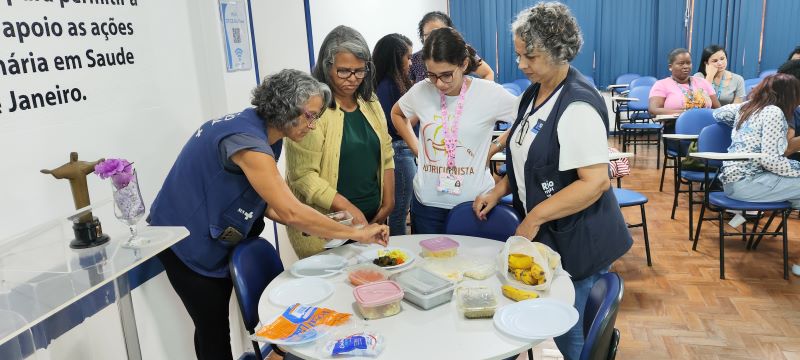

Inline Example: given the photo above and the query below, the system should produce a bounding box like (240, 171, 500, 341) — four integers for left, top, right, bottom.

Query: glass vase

(111, 169, 147, 248)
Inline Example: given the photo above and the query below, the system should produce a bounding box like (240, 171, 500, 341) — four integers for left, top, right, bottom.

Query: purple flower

(94, 158, 134, 189)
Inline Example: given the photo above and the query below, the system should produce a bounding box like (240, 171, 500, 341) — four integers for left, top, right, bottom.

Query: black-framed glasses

(426, 71, 456, 84)
(515, 114, 532, 146)
(335, 68, 368, 79)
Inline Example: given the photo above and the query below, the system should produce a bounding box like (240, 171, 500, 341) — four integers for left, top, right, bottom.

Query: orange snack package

(256, 304, 351, 342)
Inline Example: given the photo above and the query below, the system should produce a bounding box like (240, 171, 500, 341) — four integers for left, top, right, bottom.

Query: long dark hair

(737, 74, 800, 129)
(787, 45, 800, 61)
(422, 27, 479, 74)
(417, 11, 453, 42)
(372, 33, 413, 94)
(697, 44, 726, 76)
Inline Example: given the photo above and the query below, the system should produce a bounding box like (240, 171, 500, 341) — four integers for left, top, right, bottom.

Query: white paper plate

(358, 246, 416, 270)
(268, 278, 334, 307)
(289, 254, 347, 277)
(493, 298, 579, 340)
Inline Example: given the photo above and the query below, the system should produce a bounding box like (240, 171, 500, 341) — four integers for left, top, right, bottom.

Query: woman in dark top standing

(409, 11, 494, 83)
(473, 3, 631, 359)
(373, 33, 416, 235)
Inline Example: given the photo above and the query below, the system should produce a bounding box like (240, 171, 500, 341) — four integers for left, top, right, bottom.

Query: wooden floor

(608, 137, 800, 359)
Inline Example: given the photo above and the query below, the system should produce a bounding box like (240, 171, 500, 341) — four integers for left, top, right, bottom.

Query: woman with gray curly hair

(285, 25, 396, 258)
(149, 69, 389, 360)
(473, 3, 631, 358)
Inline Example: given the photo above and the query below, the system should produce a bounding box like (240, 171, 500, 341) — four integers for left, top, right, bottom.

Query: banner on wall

(219, 0, 252, 72)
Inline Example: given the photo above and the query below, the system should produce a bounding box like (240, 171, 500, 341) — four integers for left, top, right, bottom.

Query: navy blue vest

(506, 67, 632, 280)
(149, 108, 282, 277)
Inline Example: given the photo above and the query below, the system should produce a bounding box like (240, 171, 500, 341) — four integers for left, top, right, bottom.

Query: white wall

(309, 0, 448, 56)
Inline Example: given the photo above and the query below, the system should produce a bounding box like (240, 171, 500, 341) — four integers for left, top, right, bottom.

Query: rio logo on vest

(237, 208, 253, 220)
(541, 180, 555, 198)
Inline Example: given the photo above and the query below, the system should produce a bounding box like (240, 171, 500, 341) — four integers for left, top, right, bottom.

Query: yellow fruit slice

(508, 253, 533, 270)
(501, 284, 540, 301)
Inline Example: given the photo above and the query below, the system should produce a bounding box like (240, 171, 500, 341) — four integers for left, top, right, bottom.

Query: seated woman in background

(649, 48, 721, 117)
(778, 60, 800, 160)
(409, 11, 494, 83)
(373, 33, 416, 236)
(285, 26, 395, 258)
(712, 74, 800, 276)
(694, 45, 745, 105)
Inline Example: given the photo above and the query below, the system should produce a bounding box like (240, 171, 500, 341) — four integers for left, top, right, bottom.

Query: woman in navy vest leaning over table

(472, 3, 632, 359)
(147, 70, 389, 360)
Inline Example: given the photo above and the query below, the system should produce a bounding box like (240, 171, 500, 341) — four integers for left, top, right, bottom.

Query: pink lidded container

(419, 236, 460, 258)
(352, 280, 404, 319)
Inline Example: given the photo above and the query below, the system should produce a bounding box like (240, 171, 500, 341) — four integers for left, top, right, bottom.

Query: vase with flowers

(94, 158, 147, 248)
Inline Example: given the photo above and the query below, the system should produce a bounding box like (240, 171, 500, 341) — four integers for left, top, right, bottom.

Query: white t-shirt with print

(509, 88, 609, 209)
(398, 78, 518, 209)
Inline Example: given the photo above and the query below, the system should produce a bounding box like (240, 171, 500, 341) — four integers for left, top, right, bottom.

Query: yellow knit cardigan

(285, 97, 395, 258)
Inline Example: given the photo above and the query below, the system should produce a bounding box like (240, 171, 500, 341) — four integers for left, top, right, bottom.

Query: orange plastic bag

(255, 304, 351, 343)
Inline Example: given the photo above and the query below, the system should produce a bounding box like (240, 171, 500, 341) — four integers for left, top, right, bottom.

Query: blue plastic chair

(759, 69, 777, 78)
(579, 272, 624, 360)
(628, 76, 657, 90)
(691, 123, 792, 279)
(514, 78, 532, 92)
(444, 201, 521, 241)
(610, 73, 641, 96)
(502, 83, 522, 96)
(620, 86, 662, 167)
(613, 188, 652, 266)
(230, 238, 285, 360)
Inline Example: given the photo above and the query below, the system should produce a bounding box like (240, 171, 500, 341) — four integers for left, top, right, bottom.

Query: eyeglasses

(515, 114, 532, 146)
(426, 71, 456, 84)
(335, 68, 368, 79)
(302, 110, 321, 128)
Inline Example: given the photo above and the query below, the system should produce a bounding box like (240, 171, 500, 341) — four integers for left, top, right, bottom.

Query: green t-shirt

(337, 108, 381, 219)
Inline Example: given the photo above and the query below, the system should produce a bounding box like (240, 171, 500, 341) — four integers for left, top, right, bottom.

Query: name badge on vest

(437, 172, 463, 195)
(530, 118, 546, 135)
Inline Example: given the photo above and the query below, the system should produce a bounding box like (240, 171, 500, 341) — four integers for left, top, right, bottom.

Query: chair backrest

(675, 108, 716, 135)
(615, 73, 641, 87)
(697, 122, 733, 168)
(579, 272, 624, 360)
(502, 83, 522, 96)
(759, 69, 777, 78)
(513, 78, 532, 92)
(444, 202, 521, 241)
(628, 76, 657, 89)
(230, 237, 284, 332)
(627, 85, 652, 112)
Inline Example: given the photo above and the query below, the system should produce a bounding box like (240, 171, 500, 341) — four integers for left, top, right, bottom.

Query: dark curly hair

(422, 27, 479, 74)
(417, 11, 453, 42)
(251, 69, 331, 131)
(512, 2, 583, 64)
(373, 33, 413, 95)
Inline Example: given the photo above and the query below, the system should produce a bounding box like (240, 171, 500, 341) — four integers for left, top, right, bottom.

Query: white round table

(258, 234, 576, 360)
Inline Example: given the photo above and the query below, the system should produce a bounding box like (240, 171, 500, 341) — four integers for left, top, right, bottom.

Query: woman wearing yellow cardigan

(286, 26, 395, 258)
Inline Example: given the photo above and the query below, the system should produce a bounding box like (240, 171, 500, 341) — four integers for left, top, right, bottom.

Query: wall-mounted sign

(219, 0, 252, 72)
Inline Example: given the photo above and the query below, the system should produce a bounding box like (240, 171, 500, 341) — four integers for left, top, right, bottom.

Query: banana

(530, 263, 545, 280)
(501, 284, 540, 301)
(508, 253, 532, 270)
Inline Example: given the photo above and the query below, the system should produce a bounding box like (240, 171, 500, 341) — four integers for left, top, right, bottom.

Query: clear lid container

(353, 280, 404, 307)
(456, 286, 498, 318)
(419, 236, 459, 253)
(347, 263, 391, 286)
(391, 267, 452, 295)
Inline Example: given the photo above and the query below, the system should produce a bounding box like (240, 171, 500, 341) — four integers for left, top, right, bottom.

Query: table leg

(115, 275, 142, 360)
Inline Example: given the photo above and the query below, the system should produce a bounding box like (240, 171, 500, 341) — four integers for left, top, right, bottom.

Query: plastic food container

(391, 267, 454, 310)
(347, 263, 391, 286)
(353, 280, 404, 320)
(326, 210, 353, 225)
(419, 236, 459, 258)
(456, 286, 497, 319)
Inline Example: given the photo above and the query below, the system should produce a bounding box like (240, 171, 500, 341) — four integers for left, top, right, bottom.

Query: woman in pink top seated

(649, 48, 721, 116)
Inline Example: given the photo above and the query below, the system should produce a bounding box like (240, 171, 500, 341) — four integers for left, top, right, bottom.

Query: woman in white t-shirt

(390, 27, 517, 234)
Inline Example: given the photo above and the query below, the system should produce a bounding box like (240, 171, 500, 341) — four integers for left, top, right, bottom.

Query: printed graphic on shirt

(421, 113, 476, 176)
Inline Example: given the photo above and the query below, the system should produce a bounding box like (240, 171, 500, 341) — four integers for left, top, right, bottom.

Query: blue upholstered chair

(230, 238, 285, 360)
(579, 272, 624, 360)
(620, 86, 662, 168)
(613, 188, 652, 266)
(444, 201, 521, 241)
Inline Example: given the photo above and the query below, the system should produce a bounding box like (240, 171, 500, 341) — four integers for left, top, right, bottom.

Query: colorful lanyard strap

(440, 78, 468, 168)
(713, 72, 726, 96)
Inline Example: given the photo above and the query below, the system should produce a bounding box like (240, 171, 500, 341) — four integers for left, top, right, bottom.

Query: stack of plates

(493, 298, 579, 340)
(289, 254, 347, 278)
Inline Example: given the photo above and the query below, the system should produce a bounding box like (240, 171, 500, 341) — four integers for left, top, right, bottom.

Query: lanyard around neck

(440, 79, 468, 168)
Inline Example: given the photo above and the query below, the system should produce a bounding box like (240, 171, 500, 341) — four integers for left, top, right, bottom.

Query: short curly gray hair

(512, 2, 582, 65)
(312, 25, 375, 107)
(251, 69, 331, 131)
